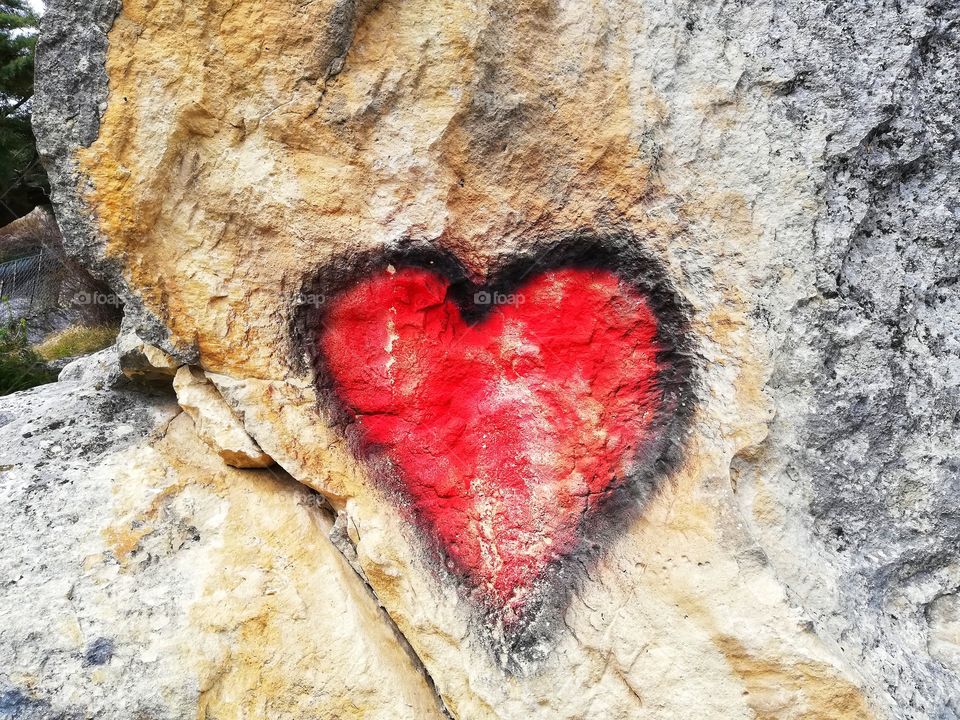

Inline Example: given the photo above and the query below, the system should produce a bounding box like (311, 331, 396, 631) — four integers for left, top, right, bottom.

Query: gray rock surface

(32, 0, 116, 279)
(0, 353, 447, 720)
(733, 3, 960, 718)
(0, 354, 182, 718)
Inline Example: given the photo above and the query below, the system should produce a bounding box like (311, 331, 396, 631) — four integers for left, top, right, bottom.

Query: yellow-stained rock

(32, 0, 960, 717)
(0, 365, 447, 719)
(173, 365, 274, 468)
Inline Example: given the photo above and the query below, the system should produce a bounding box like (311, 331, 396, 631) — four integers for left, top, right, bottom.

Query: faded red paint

(321, 266, 663, 617)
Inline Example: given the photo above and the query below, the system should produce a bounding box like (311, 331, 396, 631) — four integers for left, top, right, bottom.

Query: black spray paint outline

(290, 230, 700, 673)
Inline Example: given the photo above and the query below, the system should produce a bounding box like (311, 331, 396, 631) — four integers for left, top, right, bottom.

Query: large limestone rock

(0, 352, 445, 719)
(172, 365, 274, 468)
(24, 0, 960, 718)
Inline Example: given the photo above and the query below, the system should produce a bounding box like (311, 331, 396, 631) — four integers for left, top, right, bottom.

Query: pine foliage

(0, 0, 46, 224)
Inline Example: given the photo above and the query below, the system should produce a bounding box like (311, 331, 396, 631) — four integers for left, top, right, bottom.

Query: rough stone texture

(31, 0, 192, 362)
(173, 365, 274, 468)
(0, 353, 446, 719)
(729, 4, 960, 718)
(57, 346, 124, 386)
(115, 326, 180, 384)
(929, 593, 960, 674)
(25, 0, 960, 718)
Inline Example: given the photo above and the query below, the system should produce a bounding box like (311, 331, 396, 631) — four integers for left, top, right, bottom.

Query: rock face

(21, 0, 960, 718)
(0, 352, 446, 719)
(172, 365, 274, 468)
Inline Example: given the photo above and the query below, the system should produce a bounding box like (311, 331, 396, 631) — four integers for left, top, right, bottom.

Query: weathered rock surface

(0, 352, 446, 719)
(115, 328, 179, 384)
(23, 0, 960, 718)
(172, 365, 274, 468)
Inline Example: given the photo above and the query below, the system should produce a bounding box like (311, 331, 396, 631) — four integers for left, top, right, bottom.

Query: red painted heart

(316, 247, 685, 623)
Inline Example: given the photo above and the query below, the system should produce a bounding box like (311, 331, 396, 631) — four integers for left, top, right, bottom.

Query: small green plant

(34, 323, 119, 362)
(0, 315, 55, 394)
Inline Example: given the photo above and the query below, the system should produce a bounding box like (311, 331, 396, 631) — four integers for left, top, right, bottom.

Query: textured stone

(57, 345, 124, 386)
(173, 365, 274, 468)
(0, 357, 446, 720)
(29, 0, 960, 718)
(928, 593, 960, 675)
(31, 0, 177, 359)
(116, 326, 180, 384)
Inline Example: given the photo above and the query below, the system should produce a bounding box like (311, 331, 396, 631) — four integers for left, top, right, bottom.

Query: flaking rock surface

(20, 0, 960, 718)
(0, 352, 446, 719)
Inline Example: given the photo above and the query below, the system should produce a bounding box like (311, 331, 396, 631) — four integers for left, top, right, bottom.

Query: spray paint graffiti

(299, 234, 696, 665)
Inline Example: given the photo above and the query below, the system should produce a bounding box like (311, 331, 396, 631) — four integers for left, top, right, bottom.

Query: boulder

(0, 352, 446, 719)
(25, 0, 960, 717)
(172, 365, 274, 468)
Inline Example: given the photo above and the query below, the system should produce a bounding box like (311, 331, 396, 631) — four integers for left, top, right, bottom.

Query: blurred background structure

(0, 0, 119, 392)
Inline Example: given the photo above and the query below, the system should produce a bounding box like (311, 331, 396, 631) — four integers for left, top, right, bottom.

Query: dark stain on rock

(83, 637, 115, 667)
(0, 686, 84, 720)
